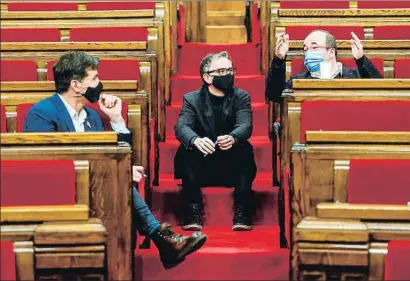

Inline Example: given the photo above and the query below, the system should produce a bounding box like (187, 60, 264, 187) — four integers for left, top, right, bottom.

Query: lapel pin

(87, 121, 91, 129)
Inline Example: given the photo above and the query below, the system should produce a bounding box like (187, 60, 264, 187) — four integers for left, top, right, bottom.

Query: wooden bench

(290, 132, 410, 280)
(1, 132, 133, 280)
(0, 81, 149, 172)
(279, 79, 410, 182)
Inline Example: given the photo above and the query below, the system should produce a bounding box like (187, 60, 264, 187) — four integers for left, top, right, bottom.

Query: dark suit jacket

(265, 55, 383, 103)
(23, 93, 104, 132)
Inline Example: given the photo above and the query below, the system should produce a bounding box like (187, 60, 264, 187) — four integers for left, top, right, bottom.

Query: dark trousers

(178, 142, 257, 210)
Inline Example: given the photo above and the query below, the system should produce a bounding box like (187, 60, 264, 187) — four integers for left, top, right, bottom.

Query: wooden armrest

(305, 131, 410, 144)
(317, 203, 410, 220)
(1, 205, 89, 222)
(1, 42, 147, 51)
(0, 132, 118, 145)
(292, 79, 410, 89)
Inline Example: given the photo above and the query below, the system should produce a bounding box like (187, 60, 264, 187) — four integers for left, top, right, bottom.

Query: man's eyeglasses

(302, 45, 331, 53)
(207, 67, 237, 75)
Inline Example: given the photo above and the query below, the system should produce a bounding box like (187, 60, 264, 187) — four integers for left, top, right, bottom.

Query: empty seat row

(3, 1, 155, 11)
(279, 0, 410, 9)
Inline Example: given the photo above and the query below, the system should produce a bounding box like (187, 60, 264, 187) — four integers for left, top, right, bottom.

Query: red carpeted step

(159, 136, 272, 174)
(151, 173, 278, 226)
(171, 75, 266, 103)
(134, 226, 289, 280)
(166, 103, 269, 139)
(178, 43, 261, 76)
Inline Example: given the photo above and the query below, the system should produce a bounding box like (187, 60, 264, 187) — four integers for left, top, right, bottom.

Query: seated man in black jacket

(266, 30, 383, 103)
(174, 51, 257, 232)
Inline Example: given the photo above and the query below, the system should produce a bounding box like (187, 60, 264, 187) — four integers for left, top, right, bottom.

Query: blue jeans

(132, 185, 160, 236)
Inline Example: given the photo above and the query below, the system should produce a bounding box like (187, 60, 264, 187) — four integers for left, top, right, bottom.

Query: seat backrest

(47, 60, 141, 81)
(385, 240, 410, 280)
(291, 57, 384, 76)
(86, 1, 155, 10)
(1, 105, 7, 133)
(394, 59, 410, 78)
(69, 27, 148, 42)
(373, 26, 410, 40)
(285, 26, 364, 40)
(0, 241, 16, 281)
(358, 0, 410, 8)
(300, 100, 410, 142)
(348, 159, 410, 204)
(16, 103, 34, 132)
(0, 61, 38, 82)
(280, 0, 349, 9)
(1, 160, 76, 206)
(1, 28, 61, 42)
(7, 2, 78, 11)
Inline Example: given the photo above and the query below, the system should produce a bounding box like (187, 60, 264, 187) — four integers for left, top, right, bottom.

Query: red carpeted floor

(135, 43, 289, 280)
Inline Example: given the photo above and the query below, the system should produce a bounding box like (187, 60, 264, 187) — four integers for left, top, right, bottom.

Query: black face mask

(212, 74, 235, 92)
(83, 81, 103, 103)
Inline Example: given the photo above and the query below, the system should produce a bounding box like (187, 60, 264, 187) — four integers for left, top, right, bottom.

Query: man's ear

(203, 73, 213, 84)
(71, 80, 82, 93)
(329, 48, 336, 59)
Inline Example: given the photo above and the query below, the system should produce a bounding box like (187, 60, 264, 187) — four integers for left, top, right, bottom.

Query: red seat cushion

(69, 27, 148, 42)
(1, 28, 60, 42)
(385, 240, 410, 280)
(373, 26, 410, 40)
(7, 2, 78, 11)
(348, 159, 410, 204)
(1, 105, 7, 133)
(1, 160, 76, 206)
(47, 60, 141, 81)
(0, 61, 37, 82)
(0, 241, 16, 281)
(358, 1, 410, 8)
(86, 1, 155, 10)
(300, 100, 410, 142)
(286, 26, 364, 40)
(291, 57, 384, 76)
(281, 1, 349, 9)
(86, 103, 129, 131)
(394, 59, 410, 78)
(16, 103, 34, 132)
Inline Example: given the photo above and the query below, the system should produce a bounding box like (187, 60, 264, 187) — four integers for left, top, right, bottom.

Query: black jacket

(265, 56, 383, 103)
(175, 86, 253, 149)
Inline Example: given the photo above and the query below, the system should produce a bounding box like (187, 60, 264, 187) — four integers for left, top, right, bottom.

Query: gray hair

(199, 51, 232, 79)
(309, 29, 338, 57)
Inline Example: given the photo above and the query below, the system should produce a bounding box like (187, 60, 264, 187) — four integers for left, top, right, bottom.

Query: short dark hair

(310, 29, 338, 57)
(53, 51, 100, 93)
(199, 51, 232, 81)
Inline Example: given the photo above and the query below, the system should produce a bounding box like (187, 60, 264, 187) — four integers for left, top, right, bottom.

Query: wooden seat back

(1, 133, 132, 280)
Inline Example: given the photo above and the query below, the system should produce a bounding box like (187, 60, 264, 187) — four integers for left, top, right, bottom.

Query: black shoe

(232, 204, 252, 231)
(182, 204, 203, 231)
(151, 223, 207, 269)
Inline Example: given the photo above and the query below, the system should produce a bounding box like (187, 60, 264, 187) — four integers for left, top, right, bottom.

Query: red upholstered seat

(300, 100, 410, 142)
(7, 2, 78, 11)
(358, 1, 410, 8)
(1, 160, 76, 206)
(69, 27, 148, 42)
(394, 59, 410, 78)
(16, 103, 34, 132)
(0, 61, 37, 82)
(0, 241, 16, 281)
(291, 57, 384, 76)
(1, 105, 7, 133)
(348, 159, 410, 204)
(281, 1, 349, 9)
(47, 60, 141, 81)
(286, 26, 364, 40)
(373, 26, 410, 40)
(86, 103, 129, 131)
(1, 28, 61, 42)
(251, 2, 261, 45)
(86, 1, 155, 10)
(385, 240, 410, 280)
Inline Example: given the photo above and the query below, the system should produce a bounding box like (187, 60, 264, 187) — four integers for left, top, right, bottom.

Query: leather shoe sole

(232, 224, 252, 231)
(182, 223, 203, 231)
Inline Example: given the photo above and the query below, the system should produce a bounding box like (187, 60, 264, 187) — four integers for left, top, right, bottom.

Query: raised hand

(98, 94, 123, 123)
(350, 32, 364, 59)
(275, 33, 290, 60)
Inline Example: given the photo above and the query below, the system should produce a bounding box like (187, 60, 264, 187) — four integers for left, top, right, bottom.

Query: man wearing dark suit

(266, 30, 383, 103)
(174, 51, 257, 231)
(24, 51, 206, 269)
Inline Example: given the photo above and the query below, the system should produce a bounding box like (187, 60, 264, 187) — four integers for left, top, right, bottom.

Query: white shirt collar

(57, 94, 87, 123)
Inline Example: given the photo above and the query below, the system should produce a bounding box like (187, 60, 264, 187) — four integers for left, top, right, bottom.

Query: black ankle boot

(150, 223, 207, 269)
(182, 203, 203, 231)
(232, 204, 252, 231)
